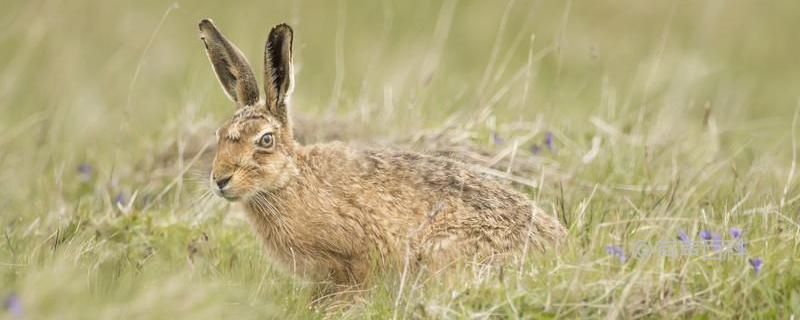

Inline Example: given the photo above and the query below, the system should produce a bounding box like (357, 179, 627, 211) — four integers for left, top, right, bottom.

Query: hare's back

(361, 149, 532, 216)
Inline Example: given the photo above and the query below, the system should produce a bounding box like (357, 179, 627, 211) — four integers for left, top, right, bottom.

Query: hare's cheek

(252, 154, 280, 170)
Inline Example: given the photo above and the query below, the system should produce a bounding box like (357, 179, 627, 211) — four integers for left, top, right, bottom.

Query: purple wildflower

(529, 144, 541, 155)
(729, 227, 742, 239)
(749, 258, 763, 275)
(115, 193, 126, 206)
(4, 293, 22, 317)
(77, 163, 92, 181)
(677, 230, 690, 243)
(544, 131, 554, 150)
(729, 228, 746, 252)
(605, 245, 626, 263)
(699, 230, 722, 251)
(491, 132, 505, 145)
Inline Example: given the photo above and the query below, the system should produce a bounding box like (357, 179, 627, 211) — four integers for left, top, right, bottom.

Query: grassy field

(2, 0, 799, 318)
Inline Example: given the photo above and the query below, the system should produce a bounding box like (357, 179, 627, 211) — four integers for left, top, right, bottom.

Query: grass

(1, 0, 799, 318)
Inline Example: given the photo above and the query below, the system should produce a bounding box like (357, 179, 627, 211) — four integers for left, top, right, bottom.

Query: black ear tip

(199, 18, 214, 30)
(271, 23, 293, 36)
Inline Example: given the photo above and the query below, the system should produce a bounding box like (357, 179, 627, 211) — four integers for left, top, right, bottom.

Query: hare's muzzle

(211, 174, 239, 201)
(215, 175, 232, 189)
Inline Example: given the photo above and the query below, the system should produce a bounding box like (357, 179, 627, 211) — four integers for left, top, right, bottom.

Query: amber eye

(259, 132, 274, 148)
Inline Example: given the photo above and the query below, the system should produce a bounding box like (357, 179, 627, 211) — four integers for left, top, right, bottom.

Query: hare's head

(199, 19, 297, 201)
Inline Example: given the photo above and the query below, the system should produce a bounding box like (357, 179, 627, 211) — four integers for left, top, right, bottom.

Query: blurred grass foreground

(1, 0, 799, 318)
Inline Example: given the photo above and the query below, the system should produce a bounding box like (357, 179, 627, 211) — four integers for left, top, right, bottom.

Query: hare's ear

(198, 19, 260, 107)
(263, 23, 294, 122)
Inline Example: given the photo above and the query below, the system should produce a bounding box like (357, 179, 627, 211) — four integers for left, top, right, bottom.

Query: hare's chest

(243, 208, 328, 278)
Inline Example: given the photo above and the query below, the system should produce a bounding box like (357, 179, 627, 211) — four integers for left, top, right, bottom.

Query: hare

(198, 19, 566, 288)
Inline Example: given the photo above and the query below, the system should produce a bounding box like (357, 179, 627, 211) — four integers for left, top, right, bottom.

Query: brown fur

(199, 19, 566, 288)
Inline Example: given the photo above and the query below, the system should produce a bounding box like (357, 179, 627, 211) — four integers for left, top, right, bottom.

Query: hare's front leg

(310, 258, 370, 305)
(329, 258, 370, 289)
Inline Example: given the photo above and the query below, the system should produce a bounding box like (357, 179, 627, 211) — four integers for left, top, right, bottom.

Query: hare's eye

(259, 132, 274, 148)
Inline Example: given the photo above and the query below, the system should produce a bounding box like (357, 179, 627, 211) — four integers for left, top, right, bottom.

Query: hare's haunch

(199, 19, 566, 287)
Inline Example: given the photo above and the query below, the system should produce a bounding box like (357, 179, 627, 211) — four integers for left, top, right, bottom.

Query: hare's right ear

(198, 19, 260, 107)
(263, 24, 293, 123)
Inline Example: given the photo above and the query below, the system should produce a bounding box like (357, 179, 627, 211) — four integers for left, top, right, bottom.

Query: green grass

(2, 0, 799, 318)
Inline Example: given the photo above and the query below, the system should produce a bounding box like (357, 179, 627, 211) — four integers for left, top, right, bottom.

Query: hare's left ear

(198, 19, 260, 107)
(263, 23, 294, 123)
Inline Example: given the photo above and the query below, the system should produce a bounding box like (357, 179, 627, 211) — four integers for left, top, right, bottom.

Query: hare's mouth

(213, 187, 242, 201)
(221, 193, 240, 201)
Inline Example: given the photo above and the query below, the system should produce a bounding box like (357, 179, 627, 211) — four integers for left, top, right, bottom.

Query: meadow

(1, 0, 799, 318)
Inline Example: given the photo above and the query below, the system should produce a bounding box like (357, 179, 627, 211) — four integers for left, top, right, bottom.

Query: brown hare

(198, 19, 565, 289)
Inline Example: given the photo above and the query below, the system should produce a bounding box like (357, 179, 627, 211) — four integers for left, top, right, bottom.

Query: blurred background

(1, 0, 798, 203)
(1, 0, 798, 318)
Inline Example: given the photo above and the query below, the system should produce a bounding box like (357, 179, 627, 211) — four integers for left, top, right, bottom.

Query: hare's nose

(215, 175, 232, 189)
